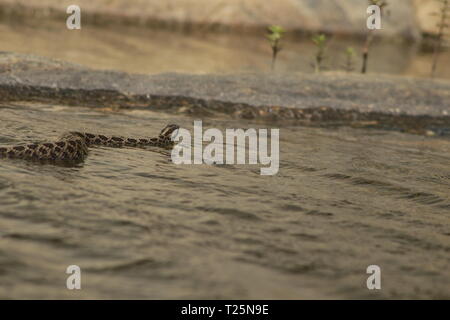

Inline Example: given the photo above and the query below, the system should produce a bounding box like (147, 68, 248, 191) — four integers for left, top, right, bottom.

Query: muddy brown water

(1, 20, 450, 79)
(0, 102, 449, 299)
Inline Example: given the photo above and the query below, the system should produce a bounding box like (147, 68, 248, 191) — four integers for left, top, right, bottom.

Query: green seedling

(344, 47, 356, 72)
(267, 25, 286, 71)
(312, 34, 327, 73)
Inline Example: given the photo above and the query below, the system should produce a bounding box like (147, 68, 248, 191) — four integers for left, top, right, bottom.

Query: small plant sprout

(267, 25, 286, 71)
(362, 0, 388, 74)
(431, 0, 449, 78)
(311, 34, 327, 73)
(344, 47, 356, 72)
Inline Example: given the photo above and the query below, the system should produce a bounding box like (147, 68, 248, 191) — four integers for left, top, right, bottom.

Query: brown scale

(0, 124, 179, 163)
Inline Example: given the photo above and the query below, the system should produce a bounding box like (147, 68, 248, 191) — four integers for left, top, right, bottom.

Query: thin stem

(431, 0, 448, 78)
(271, 40, 279, 71)
(361, 30, 374, 74)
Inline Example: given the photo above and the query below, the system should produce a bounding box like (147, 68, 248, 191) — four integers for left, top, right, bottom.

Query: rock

(0, 0, 421, 39)
(413, 0, 444, 36)
(0, 52, 449, 135)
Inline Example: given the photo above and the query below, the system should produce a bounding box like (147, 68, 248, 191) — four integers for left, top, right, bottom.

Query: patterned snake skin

(0, 124, 179, 162)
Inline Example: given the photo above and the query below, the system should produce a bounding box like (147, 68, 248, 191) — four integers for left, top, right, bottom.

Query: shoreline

(1, 52, 449, 135)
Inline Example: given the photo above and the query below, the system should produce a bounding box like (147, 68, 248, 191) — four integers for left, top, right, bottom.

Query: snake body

(0, 124, 179, 162)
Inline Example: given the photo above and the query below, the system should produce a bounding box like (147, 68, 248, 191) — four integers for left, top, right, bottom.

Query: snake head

(159, 124, 180, 140)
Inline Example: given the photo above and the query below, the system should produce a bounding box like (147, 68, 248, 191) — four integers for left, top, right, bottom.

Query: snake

(0, 124, 179, 162)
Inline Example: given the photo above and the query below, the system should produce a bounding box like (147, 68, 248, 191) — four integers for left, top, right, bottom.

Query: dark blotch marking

(28, 144, 38, 149)
(86, 133, 95, 139)
(43, 143, 54, 148)
(99, 135, 108, 141)
(56, 141, 66, 148)
(112, 137, 124, 142)
(72, 132, 85, 138)
(67, 146, 75, 153)
(13, 146, 25, 151)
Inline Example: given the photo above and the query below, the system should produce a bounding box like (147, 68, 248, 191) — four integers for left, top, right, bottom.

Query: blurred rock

(413, 0, 443, 36)
(0, 0, 422, 39)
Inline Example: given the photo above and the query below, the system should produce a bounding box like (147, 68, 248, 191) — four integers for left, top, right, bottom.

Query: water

(0, 102, 449, 299)
(1, 20, 450, 79)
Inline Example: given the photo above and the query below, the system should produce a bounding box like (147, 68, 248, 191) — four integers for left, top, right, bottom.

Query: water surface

(0, 102, 449, 299)
(1, 20, 449, 79)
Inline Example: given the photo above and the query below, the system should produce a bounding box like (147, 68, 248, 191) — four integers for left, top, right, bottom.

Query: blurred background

(0, 0, 449, 78)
